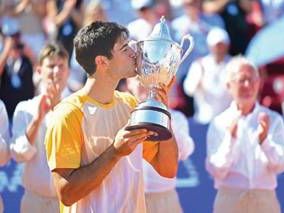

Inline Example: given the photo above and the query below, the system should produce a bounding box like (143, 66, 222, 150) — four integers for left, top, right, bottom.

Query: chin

(240, 97, 256, 105)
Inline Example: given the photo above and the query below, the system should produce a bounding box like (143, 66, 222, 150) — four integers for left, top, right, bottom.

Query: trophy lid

(141, 16, 174, 63)
(148, 16, 172, 41)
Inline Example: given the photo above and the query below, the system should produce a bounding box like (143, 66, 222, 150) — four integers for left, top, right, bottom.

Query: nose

(53, 65, 66, 75)
(129, 48, 136, 58)
(242, 80, 251, 88)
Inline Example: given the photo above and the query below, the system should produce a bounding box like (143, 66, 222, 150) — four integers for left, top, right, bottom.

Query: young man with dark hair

(10, 43, 69, 213)
(45, 21, 178, 212)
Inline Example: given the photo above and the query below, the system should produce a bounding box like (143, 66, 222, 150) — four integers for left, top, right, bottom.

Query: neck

(82, 75, 119, 104)
(237, 102, 255, 116)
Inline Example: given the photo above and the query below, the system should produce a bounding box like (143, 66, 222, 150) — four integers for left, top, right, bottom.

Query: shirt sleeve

(45, 103, 84, 171)
(171, 110, 195, 160)
(260, 115, 284, 173)
(0, 100, 10, 166)
(206, 119, 239, 179)
(10, 101, 37, 162)
(118, 91, 138, 109)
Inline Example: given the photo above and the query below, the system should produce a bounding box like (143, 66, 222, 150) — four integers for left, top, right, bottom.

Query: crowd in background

(1, 0, 284, 122)
(1, 0, 284, 212)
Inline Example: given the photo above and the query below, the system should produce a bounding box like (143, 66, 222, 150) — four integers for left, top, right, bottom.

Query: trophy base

(125, 122, 172, 141)
(126, 99, 171, 141)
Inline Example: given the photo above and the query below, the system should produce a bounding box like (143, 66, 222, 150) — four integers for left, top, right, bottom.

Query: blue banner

(1, 119, 283, 212)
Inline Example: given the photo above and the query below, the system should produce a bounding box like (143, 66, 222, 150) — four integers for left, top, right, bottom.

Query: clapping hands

(257, 112, 270, 144)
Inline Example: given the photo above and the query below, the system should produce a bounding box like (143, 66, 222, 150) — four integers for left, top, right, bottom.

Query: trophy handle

(180, 34, 194, 65)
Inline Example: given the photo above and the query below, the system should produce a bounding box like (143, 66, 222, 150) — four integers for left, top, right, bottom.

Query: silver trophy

(126, 17, 194, 141)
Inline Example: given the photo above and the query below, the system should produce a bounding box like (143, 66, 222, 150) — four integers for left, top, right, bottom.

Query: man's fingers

(155, 86, 168, 105)
(258, 114, 270, 135)
(123, 129, 155, 138)
(126, 133, 152, 149)
(130, 136, 149, 147)
(167, 76, 176, 90)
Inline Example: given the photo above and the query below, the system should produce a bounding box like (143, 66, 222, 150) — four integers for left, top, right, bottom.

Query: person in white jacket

(126, 76, 195, 213)
(0, 100, 10, 213)
(10, 43, 69, 213)
(206, 56, 284, 213)
(183, 27, 232, 124)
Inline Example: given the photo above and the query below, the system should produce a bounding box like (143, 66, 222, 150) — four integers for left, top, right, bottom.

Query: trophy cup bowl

(126, 17, 194, 141)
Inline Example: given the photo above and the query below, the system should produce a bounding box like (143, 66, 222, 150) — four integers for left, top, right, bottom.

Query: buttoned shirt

(206, 102, 284, 190)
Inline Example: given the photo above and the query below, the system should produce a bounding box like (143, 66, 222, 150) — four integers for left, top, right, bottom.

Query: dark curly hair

(74, 21, 129, 76)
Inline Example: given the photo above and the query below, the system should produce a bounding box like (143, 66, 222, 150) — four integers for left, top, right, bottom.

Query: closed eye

(119, 43, 129, 52)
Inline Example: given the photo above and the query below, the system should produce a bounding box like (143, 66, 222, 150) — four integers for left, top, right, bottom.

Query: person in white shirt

(126, 76, 195, 213)
(183, 27, 232, 124)
(127, 0, 160, 41)
(206, 56, 284, 213)
(171, 0, 224, 81)
(0, 100, 10, 213)
(10, 43, 69, 213)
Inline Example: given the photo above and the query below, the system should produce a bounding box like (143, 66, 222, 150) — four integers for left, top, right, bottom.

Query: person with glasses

(206, 56, 284, 213)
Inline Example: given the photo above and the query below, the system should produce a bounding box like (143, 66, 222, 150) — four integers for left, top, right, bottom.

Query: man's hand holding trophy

(126, 17, 194, 141)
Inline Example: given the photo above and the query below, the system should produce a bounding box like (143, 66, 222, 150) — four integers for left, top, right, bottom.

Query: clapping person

(206, 56, 284, 213)
(10, 43, 69, 213)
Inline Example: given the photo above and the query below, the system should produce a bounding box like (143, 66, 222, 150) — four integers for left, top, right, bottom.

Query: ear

(95, 55, 109, 68)
(35, 66, 41, 75)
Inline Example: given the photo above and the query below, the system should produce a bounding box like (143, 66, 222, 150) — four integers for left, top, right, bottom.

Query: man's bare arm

(144, 79, 178, 178)
(52, 128, 152, 206)
(52, 144, 121, 206)
(145, 133, 178, 178)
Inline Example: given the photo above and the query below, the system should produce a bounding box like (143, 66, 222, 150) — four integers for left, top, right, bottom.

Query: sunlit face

(227, 64, 260, 105)
(39, 56, 69, 93)
(108, 33, 137, 79)
(182, 0, 201, 17)
(210, 42, 229, 57)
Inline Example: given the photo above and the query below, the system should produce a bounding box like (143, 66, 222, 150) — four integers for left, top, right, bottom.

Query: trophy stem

(148, 86, 157, 99)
